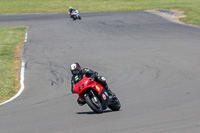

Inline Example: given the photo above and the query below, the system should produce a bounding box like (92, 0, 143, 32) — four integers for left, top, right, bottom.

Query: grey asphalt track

(1, 11, 200, 133)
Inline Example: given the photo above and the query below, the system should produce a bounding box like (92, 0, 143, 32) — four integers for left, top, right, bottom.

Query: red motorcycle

(73, 72, 121, 113)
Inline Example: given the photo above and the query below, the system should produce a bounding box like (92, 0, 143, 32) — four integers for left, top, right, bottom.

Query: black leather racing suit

(69, 9, 76, 15)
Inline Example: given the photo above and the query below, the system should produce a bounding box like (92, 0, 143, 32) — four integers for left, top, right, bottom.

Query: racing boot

(104, 85, 115, 99)
(77, 98, 86, 106)
(97, 76, 115, 98)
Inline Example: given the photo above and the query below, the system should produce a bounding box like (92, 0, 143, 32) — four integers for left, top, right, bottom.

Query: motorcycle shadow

(76, 110, 112, 115)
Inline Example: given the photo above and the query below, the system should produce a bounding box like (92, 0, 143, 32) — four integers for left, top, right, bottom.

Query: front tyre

(84, 94, 103, 113)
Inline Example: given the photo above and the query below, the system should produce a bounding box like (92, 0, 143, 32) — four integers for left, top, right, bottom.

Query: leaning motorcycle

(73, 72, 121, 113)
(70, 10, 81, 20)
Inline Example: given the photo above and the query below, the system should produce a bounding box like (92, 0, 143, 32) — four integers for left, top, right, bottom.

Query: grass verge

(0, 26, 26, 103)
(0, 0, 200, 25)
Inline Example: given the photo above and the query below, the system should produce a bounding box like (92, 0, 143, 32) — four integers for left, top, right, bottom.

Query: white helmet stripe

(70, 63, 77, 70)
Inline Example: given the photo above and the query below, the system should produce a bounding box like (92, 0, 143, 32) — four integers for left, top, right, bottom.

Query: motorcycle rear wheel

(108, 96, 121, 111)
(84, 94, 103, 113)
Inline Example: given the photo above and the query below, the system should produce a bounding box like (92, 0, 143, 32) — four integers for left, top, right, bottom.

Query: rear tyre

(108, 96, 121, 111)
(78, 16, 81, 20)
(84, 94, 103, 113)
(72, 15, 76, 20)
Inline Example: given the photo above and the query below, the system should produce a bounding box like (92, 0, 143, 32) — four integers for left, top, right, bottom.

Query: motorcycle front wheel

(84, 94, 103, 113)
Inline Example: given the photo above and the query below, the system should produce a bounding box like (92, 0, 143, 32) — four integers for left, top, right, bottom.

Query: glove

(94, 72, 98, 76)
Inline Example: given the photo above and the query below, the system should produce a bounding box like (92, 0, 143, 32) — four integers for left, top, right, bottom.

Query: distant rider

(68, 6, 76, 16)
(70, 62, 115, 105)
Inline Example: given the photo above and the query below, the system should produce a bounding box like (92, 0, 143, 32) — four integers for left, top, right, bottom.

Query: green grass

(0, 26, 26, 103)
(0, 0, 200, 25)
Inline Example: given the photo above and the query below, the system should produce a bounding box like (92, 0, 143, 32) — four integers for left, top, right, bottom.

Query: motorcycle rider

(68, 6, 74, 15)
(70, 62, 115, 106)
(68, 6, 77, 16)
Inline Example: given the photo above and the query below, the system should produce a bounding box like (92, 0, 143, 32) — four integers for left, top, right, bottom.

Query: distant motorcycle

(69, 10, 81, 20)
(72, 72, 121, 113)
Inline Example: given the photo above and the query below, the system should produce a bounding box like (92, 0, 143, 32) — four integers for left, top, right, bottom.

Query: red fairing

(73, 75, 103, 96)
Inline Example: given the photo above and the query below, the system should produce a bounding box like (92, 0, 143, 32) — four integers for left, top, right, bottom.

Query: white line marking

(0, 31, 27, 106)
(24, 32, 28, 42)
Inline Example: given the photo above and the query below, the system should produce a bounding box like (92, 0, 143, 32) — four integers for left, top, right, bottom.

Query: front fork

(90, 90, 98, 102)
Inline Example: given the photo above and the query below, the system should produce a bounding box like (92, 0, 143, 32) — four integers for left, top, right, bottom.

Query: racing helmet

(69, 6, 72, 9)
(70, 63, 81, 75)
